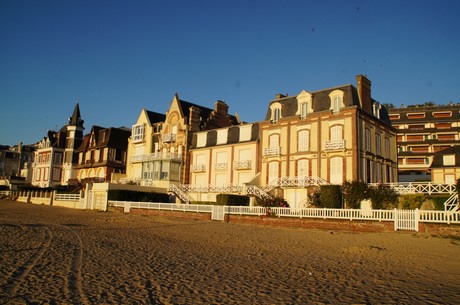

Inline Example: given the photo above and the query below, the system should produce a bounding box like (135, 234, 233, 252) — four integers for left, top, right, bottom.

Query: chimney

(189, 106, 202, 132)
(215, 100, 229, 115)
(356, 75, 372, 113)
(276, 93, 287, 99)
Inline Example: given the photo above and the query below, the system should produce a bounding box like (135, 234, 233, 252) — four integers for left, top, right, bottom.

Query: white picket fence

(109, 201, 460, 231)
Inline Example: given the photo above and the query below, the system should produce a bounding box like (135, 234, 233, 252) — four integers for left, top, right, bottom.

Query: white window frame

(132, 124, 144, 143)
(298, 129, 309, 152)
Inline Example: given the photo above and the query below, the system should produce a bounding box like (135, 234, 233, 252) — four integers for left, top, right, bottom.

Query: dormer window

(296, 90, 313, 119)
(269, 102, 282, 123)
(329, 90, 345, 113)
(273, 108, 281, 122)
(300, 102, 308, 118)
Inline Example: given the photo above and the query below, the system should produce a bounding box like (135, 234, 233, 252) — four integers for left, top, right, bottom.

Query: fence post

(414, 208, 420, 232)
(124, 201, 131, 213)
(393, 208, 398, 231)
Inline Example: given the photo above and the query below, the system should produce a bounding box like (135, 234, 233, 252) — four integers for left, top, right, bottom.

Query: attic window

(196, 133, 207, 148)
(433, 111, 452, 118)
(389, 114, 400, 120)
(407, 112, 425, 119)
(443, 155, 455, 166)
(273, 108, 281, 122)
(372, 102, 381, 119)
(329, 90, 345, 113)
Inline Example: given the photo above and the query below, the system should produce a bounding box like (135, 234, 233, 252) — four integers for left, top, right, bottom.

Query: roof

(145, 110, 166, 124)
(178, 98, 239, 126)
(76, 126, 131, 152)
(69, 102, 84, 127)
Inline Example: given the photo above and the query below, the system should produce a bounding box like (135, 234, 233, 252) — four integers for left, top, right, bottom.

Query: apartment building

(188, 123, 259, 202)
(258, 75, 398, 207)
(124, 94, 240, 189)
(388, 103, 460, 182)
(73, 126, 131, 184)
(32, 103, 84, 188)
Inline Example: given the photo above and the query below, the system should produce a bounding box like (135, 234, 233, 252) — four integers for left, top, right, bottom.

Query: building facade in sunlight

(388, 103, 460, 182)
(121, 94, 240, 189)
(32, 103, 84, 188)
(73, 125, 131, 184)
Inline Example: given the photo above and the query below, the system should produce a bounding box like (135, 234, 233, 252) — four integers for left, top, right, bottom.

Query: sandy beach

(0, 200, 459, 304)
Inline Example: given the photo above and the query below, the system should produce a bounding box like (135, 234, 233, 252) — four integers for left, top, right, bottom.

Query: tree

(369, 183, 399, 209)
(342, 180, 370, 209)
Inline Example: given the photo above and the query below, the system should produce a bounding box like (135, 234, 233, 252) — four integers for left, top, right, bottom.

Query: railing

(264, 176, 330, 192)
(444, 193, 459, 211)
(130, 152, 182, 163)
(55, 193, 81, 201)
(233, 160, 252, 170)
(162, 133, 177, 143)
(324, 139, 346, 150)
(178, 184, 243, 194)
(263, 147, 281, 156)
(368, 182, 456, 195)
(246, 185, 273, 199)
(191, 164, 206, 172)
(0, 190, 11, 197)
(215, 163, 228, 170)
(107, 200, 460, 231)
(110, 200, 212, 213)
(168, 184, 191, 204)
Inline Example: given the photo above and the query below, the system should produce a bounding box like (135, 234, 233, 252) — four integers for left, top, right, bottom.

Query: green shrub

(342, 180, 369, 209)
(315, 185, 342, 208)
(0, 185, 9, 191)
(190, 201, 215, 205)
(308, 190, 321, 208)
(426, 195, 450, 211)
(399, 194, 425, 210)
(369, 183, 399, 209)
(108, 190, 170, 202)
(216, 194, 250, 206)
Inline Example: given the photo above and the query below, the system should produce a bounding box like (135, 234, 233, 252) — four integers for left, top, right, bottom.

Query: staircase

(168, 184, 192, 204)
(444, 193, 459, 211)
(246, 185, 274, 200)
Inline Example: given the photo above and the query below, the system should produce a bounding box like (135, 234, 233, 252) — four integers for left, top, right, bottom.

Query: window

(297, 159, 309, 177)
(433, 111, 452, 118)
(215, 152, 228, 170)
(376, 134, 381, 155)
(215, 173, 227, 186)
(443, 155, 455, 166)
(300, 102, 308, 118)
(365, 129, 371, 152)
(239, 125, 252, 141)
(217, 129, 228, 145)
(389, 114, 400, 120)
(332, 96, 342, 113)
(132, 124, 144, 143)
(330, 157, 343, 184)
(372, 102, 381, 119)
(407, 113, 425, 119)
(273, 108, 281, 122)
(196, 133, 207, 148)
(385, 138, 390, 159)
(268, 162, 279, 184)
(331, 125, 343, 142)
(298, 130, 309, 152)
(445, 174, 456, 184)
(269, 134, 280, 148)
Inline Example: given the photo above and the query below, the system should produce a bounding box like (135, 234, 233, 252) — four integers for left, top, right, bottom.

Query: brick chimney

(189, 106, 202, 132)
(356, 75, 372, 113)
(214, 100, 229, 115)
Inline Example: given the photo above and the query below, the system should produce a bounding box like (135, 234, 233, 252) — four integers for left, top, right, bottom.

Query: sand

(0, 200, 459, 305)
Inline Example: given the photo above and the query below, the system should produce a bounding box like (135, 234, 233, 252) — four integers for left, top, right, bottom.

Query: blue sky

(1, 0, 459, 146)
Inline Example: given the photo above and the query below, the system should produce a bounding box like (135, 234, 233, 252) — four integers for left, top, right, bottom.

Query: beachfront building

(429, 145, 460, 184)
(188, 123, 259, 202)
(73, 126, 131, 184)
(31, 103, 84, 188)
(123, 93, 240, 189)
(388, 103, 460, 182)
(257, 75, 397, 208)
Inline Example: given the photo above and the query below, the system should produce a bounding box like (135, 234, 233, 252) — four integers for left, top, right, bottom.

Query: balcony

(215, 163, 228, 170)
(233, 160, 252, 170)
(191, 164, 206, 173)
(162, 133, 177, 143)
(263, 147, 281, 156)
(324, 139, 346, 151)
(129, 152, 182, 163)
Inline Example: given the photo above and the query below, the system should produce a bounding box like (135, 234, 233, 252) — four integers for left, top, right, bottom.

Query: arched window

(329, 90, 345, 113)
(330, 125, 343, 142)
